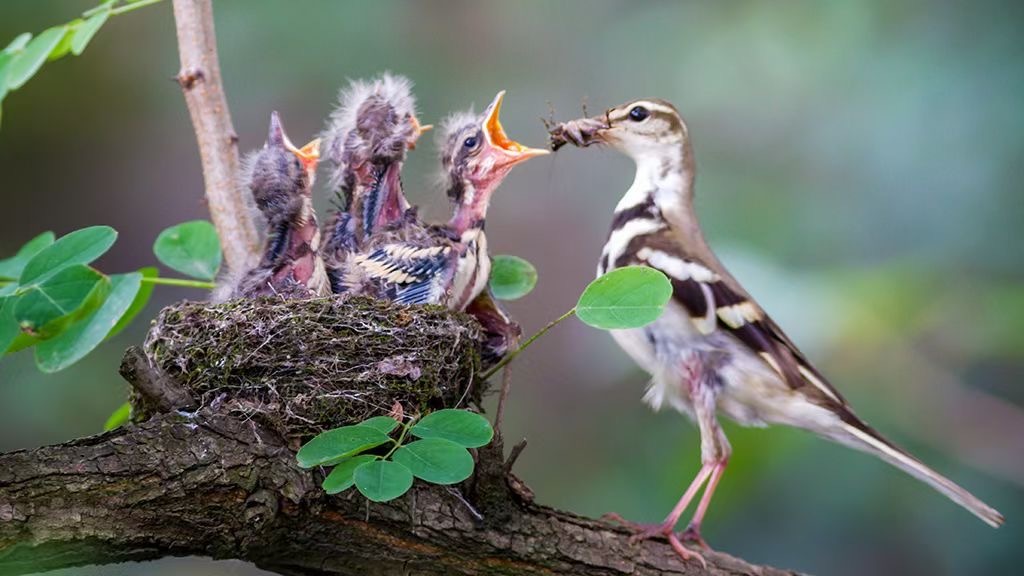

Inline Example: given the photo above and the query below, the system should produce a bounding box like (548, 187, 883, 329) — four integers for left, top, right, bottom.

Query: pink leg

(603, 462, 714, 565)
(658, 462, 714, 531)
(603, 354, 728, 567)
(680, 459, 727, 549)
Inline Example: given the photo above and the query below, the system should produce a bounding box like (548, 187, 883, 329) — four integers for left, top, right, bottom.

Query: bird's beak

(287, 138, 321, 172)
(407, 114, 433, 150)
(482, 90, 550, 167)
(268, 111, 321, 170)
(268, 111, 287, 147)
(547, 113, 611, 151)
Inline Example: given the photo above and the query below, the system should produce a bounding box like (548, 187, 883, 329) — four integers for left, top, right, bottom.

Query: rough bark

(0, 411, 797, 576)
(172, 0, 260, 271)
(0, 301, 800, 576)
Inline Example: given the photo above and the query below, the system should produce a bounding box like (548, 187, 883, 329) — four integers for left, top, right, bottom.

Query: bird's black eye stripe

(628, 106, 650, 122)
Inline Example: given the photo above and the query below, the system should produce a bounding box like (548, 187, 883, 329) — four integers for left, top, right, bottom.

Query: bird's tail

(834, 421, 1004, 528)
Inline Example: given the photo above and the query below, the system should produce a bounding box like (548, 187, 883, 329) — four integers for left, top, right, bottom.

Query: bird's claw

(602, 513, 706, 566)
(668, 533, 707, 568)
(680, 523, 711, 550)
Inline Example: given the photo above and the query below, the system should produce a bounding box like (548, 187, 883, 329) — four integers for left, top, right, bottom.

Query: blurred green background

(2, 1, 1023, 574)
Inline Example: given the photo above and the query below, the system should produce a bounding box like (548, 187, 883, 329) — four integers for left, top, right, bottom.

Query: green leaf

(358, 415, 400, 435)
(489, 255, 538, 301)
(103, 402, 131, 431)
(3, 33, 32, 55)
(575, 266, 673, 330)
(5, 332, 40, 354)
(353, 460, 413, 502)
(296, 425, 390, 469)
(0, 53, 12, 103)
(13, 265, 110, 340)
(47, 23, 79, 62)
(392, 438, 474, 485)
(71, 10, 110, 56)
(20, 226, 117, 285)
(107, 266, 156, 339)
(0, 296, 18, 354)
(153, 220, 222, 281)
(0, 231, 55, 280)
(410, 409, 493, 448)
(322, 455, 377, 495)
(6, 26, 66, 91)
(35, 272, 142, 372)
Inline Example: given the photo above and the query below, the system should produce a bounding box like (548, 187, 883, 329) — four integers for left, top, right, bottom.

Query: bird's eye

(463, 136, 478, 149)
(628, 106, 650, 122)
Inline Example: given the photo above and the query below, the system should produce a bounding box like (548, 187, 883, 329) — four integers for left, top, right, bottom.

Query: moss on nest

(142, 296, 484, 440)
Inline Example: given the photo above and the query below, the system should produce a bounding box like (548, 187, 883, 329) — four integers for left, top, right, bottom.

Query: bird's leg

(679, 459, 727, 549)
(603, 355, 726, 566)
(678, 367, 731, 551)
(602, 463, 713, 567)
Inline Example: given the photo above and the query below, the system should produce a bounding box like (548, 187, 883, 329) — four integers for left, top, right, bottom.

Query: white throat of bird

(616, 135, 692, 215)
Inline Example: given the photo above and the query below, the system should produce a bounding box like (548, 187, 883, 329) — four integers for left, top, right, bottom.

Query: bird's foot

(602, 513, 706, 567)
(679, 522, 711, 550)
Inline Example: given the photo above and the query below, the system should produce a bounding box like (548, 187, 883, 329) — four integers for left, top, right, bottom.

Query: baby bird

(320, 74, 431, 291)
(229, 112, 328, 299)
(347, 91, 547, 311)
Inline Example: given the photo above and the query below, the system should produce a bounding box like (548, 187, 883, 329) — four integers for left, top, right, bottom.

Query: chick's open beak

(269, 110, 321, 171)
(286, 138, 321, 171)
(482, 90, 549, 166)
(407, 114, 433, 150)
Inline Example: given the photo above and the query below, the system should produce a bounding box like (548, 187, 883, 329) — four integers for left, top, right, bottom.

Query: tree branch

(0, 410, 798, 576)
(171, 0, 260, 271)
(0, 300, 800, 576)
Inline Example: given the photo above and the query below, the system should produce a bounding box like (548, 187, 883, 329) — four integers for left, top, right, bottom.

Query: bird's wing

(353, 243, 453, 305)
(622, 233, 855, 418)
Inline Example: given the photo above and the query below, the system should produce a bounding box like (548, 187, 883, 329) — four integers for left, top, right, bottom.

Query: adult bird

(346, 91, 547, 312)
(549, 99, 1003, 563)
(220, 112, 327, 300)
(320, 73, 431, 292)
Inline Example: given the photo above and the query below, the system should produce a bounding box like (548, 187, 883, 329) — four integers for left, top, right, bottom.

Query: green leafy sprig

(297, 409, 493, 502)
(0, 220, 221, 372)
(481, 265, 673, 380)
(0, 0, 166, 128)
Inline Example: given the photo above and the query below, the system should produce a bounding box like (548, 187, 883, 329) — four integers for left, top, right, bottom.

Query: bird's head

(439, 90, 548, 205)
(323, 73, 431, 188)
(248, 111, 320, 214)
(549, 98, 688, 160)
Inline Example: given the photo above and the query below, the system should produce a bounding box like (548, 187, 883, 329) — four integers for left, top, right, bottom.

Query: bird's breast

(450, 231, 489, 311)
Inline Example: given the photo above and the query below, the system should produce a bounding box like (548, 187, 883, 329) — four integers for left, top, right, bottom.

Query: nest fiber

(143, 296, 483, 439)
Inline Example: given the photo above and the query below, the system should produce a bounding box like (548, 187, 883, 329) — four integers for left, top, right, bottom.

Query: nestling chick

(230, 112, 328, 299)
(320, 74, 431, 291)
(347, 91, 547, 311)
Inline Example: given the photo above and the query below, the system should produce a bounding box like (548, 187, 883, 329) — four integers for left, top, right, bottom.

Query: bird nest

(141, 296, 485, 440)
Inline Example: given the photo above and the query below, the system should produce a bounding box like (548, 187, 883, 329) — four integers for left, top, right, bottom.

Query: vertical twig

(493, 363, 514, 439)
(171, 0, 259, 271)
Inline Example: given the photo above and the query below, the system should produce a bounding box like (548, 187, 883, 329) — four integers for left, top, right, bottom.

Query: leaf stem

(382, 421, 412, 460)
(480, 307, 576, 381)
(141, 276, 215, 290)
(84, 0, 165, 18)
(110, 0, 166, 16)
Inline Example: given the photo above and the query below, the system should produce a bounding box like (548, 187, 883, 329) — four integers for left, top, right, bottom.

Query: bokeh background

(2, 1, 1023, 574)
